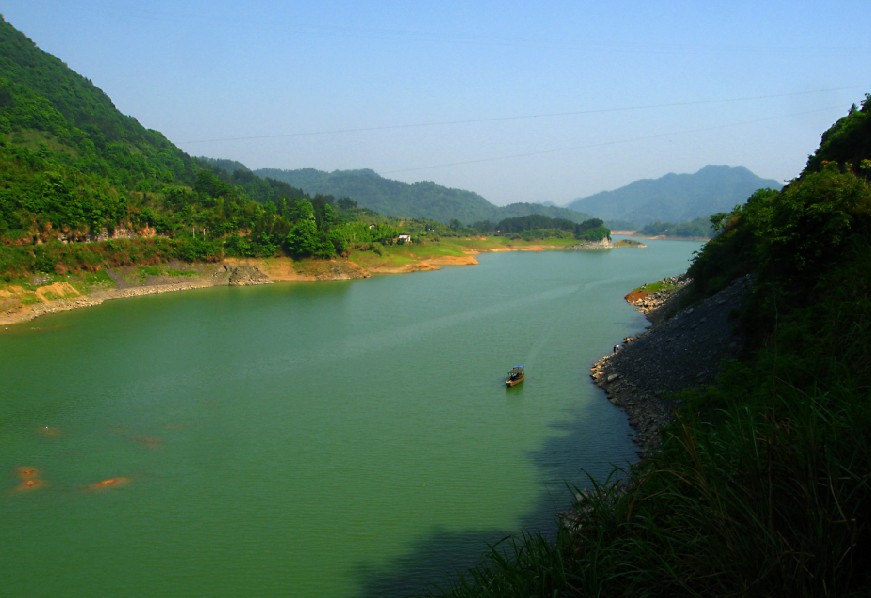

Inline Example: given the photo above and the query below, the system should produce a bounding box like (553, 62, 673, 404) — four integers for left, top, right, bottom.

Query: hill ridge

(566, 164, 782, 226)
(254, 166, 594, 225)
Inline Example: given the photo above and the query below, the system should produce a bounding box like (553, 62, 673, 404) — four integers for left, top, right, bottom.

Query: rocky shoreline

(590, 275, 751, 455)
(12, 280, 215, 323)
(1, 265, 266, 325)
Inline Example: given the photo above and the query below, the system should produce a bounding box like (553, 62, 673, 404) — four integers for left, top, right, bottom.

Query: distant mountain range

(255, 165, 781, 230)
(565, 165, 783, 227)
(255, 167, 593, 225)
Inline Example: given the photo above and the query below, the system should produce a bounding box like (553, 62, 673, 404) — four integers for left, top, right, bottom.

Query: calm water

(0, 238, 699, 596)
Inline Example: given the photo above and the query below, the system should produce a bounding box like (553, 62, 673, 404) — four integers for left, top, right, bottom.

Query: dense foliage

(436, 97, 871, 597)
(472, 214, 610, 242)
(638, 215, 714, 238)
(805, 94, 871, 176)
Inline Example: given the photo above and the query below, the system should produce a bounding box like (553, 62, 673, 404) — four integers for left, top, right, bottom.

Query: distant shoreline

(0, 240, 623, 327)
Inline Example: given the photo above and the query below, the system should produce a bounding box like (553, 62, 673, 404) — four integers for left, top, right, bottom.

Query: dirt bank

(0, 278, 217, 326)
(0, 253, 477, 326)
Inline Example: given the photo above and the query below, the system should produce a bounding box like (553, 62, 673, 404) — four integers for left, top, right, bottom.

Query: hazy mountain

(255, 167, 592, 225)
(566, 165, 782, 226)
(255, 168, 493, 224)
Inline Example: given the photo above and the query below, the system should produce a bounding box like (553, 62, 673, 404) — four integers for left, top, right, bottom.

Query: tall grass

(433, 372, 870, 597)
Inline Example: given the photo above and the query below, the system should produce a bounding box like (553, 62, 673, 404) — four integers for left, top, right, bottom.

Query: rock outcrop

(568, 238, 612, 250)
(591, 275, 751, 454)
(218, 264, 273, 286)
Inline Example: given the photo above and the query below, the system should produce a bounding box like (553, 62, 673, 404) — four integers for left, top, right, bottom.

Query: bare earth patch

(624, 290, 649, 303)
(35, 282, 80, 301)
(369, 254, 479, 274)
(224, 257, 309, 281)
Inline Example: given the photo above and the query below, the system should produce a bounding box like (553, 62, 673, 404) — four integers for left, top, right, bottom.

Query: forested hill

(254, 167, 593, 225)
(255, 167, 494, 224)
(0, 16, 418, 277)
(0, 16, 196, 188)
(566, 165, 782, 227)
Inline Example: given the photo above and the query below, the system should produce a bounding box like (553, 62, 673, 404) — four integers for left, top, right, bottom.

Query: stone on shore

(592, 275, 751, 455)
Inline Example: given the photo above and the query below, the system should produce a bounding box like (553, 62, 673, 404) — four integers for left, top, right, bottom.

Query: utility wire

(177, 86, 857, 145)
(380, 105, 843, 175)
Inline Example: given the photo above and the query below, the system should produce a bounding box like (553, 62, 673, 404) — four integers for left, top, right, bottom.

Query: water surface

(0, 239, 699, 596)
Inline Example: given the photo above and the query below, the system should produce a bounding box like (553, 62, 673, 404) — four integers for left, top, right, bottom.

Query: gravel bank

(591, 275, 752, 455)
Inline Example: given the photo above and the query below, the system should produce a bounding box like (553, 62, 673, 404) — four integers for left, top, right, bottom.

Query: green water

(0, 239, 700, 596)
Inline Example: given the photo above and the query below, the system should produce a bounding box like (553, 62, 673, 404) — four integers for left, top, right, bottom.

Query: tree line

(471, 214, 610, 242)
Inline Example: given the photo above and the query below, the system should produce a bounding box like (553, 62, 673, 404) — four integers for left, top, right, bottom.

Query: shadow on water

(352, 391, 637, 597)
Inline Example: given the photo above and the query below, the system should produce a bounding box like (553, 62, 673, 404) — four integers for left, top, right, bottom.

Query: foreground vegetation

(430, 97, 871, 597)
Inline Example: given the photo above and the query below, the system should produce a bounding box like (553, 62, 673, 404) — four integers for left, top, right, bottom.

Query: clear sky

(1, 1, 868, 205)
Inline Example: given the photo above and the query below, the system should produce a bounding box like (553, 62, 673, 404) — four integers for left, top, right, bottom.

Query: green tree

(764, 166, 870, 281)
(288, 198, 315, 223)
(286, 215, 319, 256)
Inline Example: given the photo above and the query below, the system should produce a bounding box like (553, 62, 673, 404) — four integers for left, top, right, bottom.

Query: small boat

(505, 366, 525, 387)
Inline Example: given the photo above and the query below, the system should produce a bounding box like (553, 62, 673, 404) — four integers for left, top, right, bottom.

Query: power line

(177, 86, 857, 145)
(380, 105, 844, 176)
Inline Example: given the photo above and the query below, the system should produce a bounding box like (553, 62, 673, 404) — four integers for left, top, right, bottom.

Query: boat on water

(505, 366, 525, 387)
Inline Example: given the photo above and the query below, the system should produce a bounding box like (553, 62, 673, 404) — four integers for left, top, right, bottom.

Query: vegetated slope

(255, 167, 496, 224)
(0, 17, 409, 280)
(255, 167, 593, 225)
(0, 15, 202, 259)
(566, 165, 782, 226)
(437, 95, 871, 597)
(0, 16, 196, 189)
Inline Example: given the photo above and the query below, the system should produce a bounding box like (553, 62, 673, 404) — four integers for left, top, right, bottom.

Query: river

(0, 238, 700, 596)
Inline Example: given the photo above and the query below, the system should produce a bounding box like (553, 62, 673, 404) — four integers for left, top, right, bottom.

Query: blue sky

(2, 1, 868, 205)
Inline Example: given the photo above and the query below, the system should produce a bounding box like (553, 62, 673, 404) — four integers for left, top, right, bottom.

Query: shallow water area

(0, 238, 699, 596)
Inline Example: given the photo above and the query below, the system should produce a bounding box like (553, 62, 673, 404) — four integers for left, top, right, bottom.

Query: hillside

(566, 165, 782, 226)
(0, 15, 608, 292)
(258, 167, 494, 224)
(254, 167, 593, 225)
(0, 17, 431, 281)
(0, 16, 197, 203)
